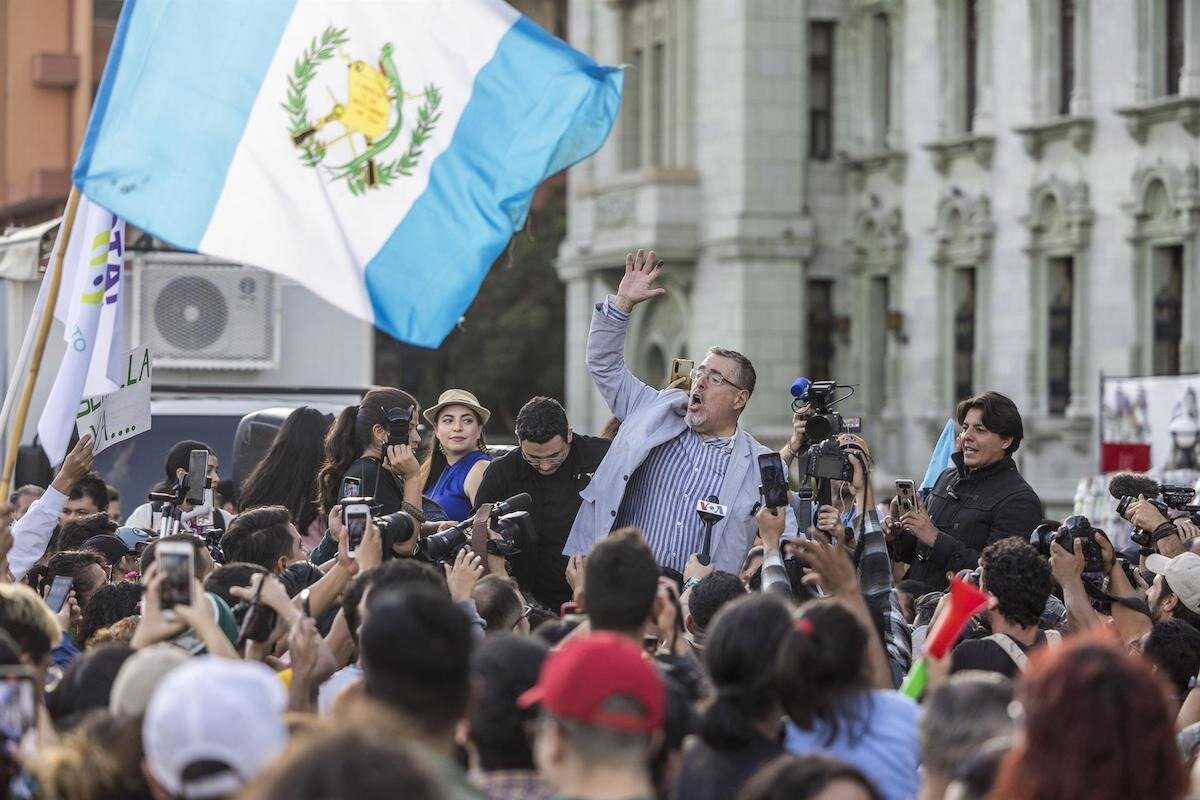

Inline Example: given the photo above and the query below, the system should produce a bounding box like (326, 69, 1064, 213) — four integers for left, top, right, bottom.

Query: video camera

(416, 493, 534, 564)
(338, 496, 418, 559)
(1108, 473, 1200, 546)
(790, 377, 861, 443)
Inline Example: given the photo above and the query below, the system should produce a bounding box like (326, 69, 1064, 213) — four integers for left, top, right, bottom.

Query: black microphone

(695, 495, 727, 567)
(1107, 473, 1160, 501)
(492, 493, 532, 516)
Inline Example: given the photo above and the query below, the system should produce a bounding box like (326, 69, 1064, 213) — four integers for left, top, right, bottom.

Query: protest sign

(75, 347, 151, 454)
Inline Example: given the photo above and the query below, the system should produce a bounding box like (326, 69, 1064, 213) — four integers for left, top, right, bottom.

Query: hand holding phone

(157, 541, 195, 616)
(669, 358, 694, 391)
(345, 503, 370, 559)
(43, 574, 75, 613)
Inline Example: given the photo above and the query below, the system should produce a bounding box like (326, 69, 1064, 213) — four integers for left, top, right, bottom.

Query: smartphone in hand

(157, 540, 195, 616)
(345, 503, 370, 560)
(757, 452, 789, 510)
(43, 575, 74, 613)
(895, 479, 917, 515)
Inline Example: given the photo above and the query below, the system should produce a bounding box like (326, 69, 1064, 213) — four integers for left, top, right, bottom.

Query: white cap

(109, 644, 190, 718)
(142, 657, 287, 799)
(1146, 552, 1200, 614)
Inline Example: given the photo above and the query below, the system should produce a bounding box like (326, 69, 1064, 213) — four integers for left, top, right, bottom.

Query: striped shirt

(614, 428, 732, 573)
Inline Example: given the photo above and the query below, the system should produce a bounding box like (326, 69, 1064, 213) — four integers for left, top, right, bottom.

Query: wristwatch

(682, 576, 703, 593)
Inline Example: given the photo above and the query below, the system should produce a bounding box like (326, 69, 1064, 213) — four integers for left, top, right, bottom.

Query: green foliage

(374, 184, 568, 439)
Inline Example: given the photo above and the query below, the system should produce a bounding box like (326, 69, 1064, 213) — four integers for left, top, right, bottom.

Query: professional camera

(415, 493, 533, 564)
(804, 437, 855, 482)
(1030, 516, 1105, 575)
(790, 377, 861, 443)
(1109, 473, 1200, 534)
(385, 405, 414, 447)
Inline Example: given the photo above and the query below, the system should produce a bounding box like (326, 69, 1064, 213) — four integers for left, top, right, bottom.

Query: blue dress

(427, 450, 491, 521)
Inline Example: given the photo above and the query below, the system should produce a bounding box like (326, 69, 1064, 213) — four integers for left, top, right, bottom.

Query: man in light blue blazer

(564, 248, 797, 577)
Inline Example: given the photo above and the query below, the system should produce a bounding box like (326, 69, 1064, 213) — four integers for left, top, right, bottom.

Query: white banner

(37, 195, 127, 464)
(74, 347, 151, 455)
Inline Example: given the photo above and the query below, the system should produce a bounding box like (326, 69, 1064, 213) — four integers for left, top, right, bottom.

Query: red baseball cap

(517, 632, 665, 733)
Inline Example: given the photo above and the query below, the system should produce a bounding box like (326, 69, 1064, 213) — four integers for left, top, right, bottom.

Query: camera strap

(471, 503, 493, 574)
(1080, 579, 1152, 618)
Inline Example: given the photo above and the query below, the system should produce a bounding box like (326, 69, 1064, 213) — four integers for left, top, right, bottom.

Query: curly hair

(979, 538, 1053, 628)
(989, 634, 1185, 800)
(79, 582, 143, 649)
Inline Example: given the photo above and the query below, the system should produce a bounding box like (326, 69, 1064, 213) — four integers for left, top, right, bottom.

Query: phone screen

(346, 506, 369, 555)
(0, 671, 36, 743)
(44, 574, 74, 613)
(896, 480, 916, 514)
(186, 449, 209, 505)
(757, 452, 789, 510)
(159, 548, 193, 609)
(340, 476, 362, 502)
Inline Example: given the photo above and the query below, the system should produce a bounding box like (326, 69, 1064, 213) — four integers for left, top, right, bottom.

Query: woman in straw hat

(419, 389, 493, 522)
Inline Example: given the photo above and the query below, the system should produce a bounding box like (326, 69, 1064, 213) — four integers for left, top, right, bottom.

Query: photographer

(564, 248, 795, 577)
(474, 396, 610, 610)
(888, 392, 1043, 590)
(950, 538, 1056, 678)
(1047, 524, 1152, 644)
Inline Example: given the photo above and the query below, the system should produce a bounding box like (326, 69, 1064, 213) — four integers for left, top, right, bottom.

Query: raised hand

(614, 249, 665, 314)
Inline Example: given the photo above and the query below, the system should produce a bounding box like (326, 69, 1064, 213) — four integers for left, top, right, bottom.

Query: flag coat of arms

(73, 0, 622, 346)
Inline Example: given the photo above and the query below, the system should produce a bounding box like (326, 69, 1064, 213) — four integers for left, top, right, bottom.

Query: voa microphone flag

(72, 0, 623, 347)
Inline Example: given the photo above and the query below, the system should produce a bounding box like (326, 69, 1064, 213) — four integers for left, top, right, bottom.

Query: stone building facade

(557, 0, 1199, 511)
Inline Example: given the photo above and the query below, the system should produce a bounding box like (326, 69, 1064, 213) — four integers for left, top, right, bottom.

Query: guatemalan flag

(72, 0, 622, 347)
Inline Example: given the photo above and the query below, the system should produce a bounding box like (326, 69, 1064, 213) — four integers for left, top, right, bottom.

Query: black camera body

(794, 381, 862, 442)
(804, 437, 854, 482)
(1030, 515, 1104, 574)
(386, 406, 414, 448)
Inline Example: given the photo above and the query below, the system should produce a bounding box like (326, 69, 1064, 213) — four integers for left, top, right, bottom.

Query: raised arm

(587, 249, 669, 421)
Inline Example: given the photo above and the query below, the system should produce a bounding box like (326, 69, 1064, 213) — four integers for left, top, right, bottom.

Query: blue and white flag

(37, 196, 126, 464)
(73, 0, 623, 347)
(920, 417, 959, 490)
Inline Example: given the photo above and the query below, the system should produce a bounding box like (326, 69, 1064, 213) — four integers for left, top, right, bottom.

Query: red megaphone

(924, 578, 990, 659)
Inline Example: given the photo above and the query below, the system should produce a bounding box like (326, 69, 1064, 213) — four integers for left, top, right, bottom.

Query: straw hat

(422, 389, 491, 428)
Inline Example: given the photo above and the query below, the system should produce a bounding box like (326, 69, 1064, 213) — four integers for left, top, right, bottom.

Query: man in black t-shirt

(951, 538, 1056, 678)
(475, 397, 610, 611)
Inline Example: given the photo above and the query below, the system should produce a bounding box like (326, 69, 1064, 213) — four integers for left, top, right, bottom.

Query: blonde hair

(0, 582, 62, 655)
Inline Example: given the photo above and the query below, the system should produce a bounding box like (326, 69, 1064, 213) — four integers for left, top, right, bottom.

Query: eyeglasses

(522, 604, 532, 618)
(689, 367, 745, 390)
(521, 446, 569, 467)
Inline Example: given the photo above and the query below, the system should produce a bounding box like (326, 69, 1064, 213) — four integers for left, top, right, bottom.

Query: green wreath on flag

(282, 25, 442, 195)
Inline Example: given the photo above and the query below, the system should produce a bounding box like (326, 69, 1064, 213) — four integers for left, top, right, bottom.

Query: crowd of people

(0, 248, 1198, 800)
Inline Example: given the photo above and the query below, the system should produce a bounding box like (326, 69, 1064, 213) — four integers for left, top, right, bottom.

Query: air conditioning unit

(132, 258, 280, 370)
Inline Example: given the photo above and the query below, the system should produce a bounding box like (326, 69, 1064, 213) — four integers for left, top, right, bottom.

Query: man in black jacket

(475, 396, 610, 610)
(888, 391, 1043, 590)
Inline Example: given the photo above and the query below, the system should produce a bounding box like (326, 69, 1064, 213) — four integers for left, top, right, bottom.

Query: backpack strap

(984, 633, 1028, 671)
(1043, 628, 1063, 647)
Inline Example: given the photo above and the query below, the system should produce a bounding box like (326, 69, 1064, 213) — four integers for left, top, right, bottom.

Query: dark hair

(78, 582, 143, 648)
(236, 725, 444, 800)
(706, 347, 757, 396)
(342, 559, 446, 645)
(979, 538, 1053, 628)
(204, 562, 269, 609)
(584, 528, 659, 633)
(216, 477, 238, 509)
(238, 407, 332, 533)
(58, 513, 117, 551)
(317, 389, 418, 514)
(1142, 619, 1200, 699)
(774, 602, 872, 746)
(220, 506, 296, 572)
(956, 391, 1024, 454)
(532, 618, 580, 646)
(67, 474, 110, 514)
(473, 575, 524, 635)
(515, 396, 569, 444)
(689, 571, 747, 633)
(470, 635, 549, 771)
(46, 645, 134, 731)
(897, 579, 934, 598)
(360, 586, 472, 737)
(737, 754, 882, 800)
(701, 594, 793, 751)
(106, 485, 118, 502)
(990, 635, 1186, 800)
(138, 534, 205, 577)
(1162, 578, 1200, 632)
(42, 550, 108, 608)
(155, 440, 215, 493)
